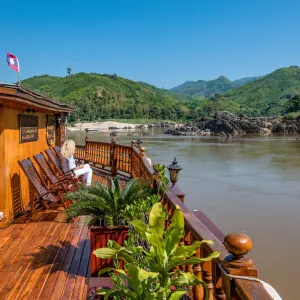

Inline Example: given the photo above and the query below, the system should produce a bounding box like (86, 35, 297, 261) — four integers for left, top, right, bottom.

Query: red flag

(6, 52, 20, 72)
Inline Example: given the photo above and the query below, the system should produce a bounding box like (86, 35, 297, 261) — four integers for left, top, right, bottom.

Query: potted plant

(65, 177, 152, 276)
(94, 202, 220, 299)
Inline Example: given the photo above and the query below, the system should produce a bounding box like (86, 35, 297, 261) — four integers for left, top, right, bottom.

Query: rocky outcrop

(127, 131, 152, 136)
(148, 122, 175, 128)
(165, 112, 300, 136)
(110, 131, 120, 136)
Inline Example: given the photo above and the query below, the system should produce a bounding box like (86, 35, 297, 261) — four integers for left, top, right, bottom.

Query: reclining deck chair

(49, 147, 87, 184)
(34, 153, 77, 193)
(18, 158, 69, 216)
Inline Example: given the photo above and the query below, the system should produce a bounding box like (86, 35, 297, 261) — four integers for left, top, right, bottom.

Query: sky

(2, 0, 300, 88)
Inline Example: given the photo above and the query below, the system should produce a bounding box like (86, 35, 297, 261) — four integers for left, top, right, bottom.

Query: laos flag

(6, 52, 20, 72)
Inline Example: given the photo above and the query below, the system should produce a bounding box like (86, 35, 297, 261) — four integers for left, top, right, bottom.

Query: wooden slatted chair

(45, 148, 72, 177)
(33, 153, 77, 192)
(18, 158, 69, 216)
(50, 146, 87, 184)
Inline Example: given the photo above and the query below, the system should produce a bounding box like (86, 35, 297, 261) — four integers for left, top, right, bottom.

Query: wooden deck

(0, 172, 124, 300)
(0, 211, 89, 300)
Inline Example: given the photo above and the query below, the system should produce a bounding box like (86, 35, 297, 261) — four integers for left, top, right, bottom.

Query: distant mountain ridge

(214, 66, 300, 116)
(171, 75, 259, 98)
(21, 73, 202, 122)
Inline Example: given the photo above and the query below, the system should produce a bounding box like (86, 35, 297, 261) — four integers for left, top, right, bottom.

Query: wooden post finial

(222, 233, 257, 277)
(140, 147, 145, 157)
(224, 233, 252, 259)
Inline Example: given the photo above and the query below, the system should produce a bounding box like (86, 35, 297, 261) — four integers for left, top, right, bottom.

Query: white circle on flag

(9, 58, 14, 65)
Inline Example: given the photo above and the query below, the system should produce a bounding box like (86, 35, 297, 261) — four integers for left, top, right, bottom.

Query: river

(69, 129, 300, 299)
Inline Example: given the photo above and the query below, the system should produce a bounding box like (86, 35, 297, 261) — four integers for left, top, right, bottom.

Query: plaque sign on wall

(46, 114, 55, 146)
(19, 115, 38, 143)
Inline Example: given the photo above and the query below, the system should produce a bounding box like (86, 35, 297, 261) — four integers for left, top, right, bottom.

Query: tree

(284, 95, 300, 114)
(67, 68, 72, 76)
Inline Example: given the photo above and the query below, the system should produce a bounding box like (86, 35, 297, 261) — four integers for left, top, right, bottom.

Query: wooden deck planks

(0, 172, 116, 300)
(3, 213, 65, 300)
(0, 212, 90, 300)
(49, 217, 87, 300)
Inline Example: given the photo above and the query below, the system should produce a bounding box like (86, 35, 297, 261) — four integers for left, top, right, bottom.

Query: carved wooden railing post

(111, 138, 117, 177)
(193, 247, 204, 300)
(185, 231, 194, 296)
(221, 233, 257, 299)
(202, 248, 214, 300)
(84, 136, 89, 163)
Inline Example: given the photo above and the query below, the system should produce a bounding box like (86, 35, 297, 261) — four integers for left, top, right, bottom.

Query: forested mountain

(171, 75, 258, 97)
(22, 67, 300, 120)
(202, 66, 300, 116)
(22, 73, 203, 122)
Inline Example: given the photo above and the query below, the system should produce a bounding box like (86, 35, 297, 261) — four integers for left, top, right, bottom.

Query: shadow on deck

(0, 172, 122, 300)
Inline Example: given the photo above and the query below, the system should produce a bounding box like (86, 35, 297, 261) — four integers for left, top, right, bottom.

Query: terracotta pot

(89, 225, 129, 277)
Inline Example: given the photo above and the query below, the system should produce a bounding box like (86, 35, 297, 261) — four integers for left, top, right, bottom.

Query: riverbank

(68, 120, 181, 132)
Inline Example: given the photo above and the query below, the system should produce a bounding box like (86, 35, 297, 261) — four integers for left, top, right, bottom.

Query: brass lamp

(168, 157, 182, 186)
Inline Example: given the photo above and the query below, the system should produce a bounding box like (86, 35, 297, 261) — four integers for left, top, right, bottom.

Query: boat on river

(0, 83, 280, 299)
(85, 128, 100, 132)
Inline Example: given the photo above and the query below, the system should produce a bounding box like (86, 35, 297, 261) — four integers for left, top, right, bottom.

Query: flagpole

(18, 58, 21, 86)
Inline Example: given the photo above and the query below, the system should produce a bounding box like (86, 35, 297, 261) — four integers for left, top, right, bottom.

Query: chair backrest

(18, 158, 50, 197)
(52, 146, 72, 174)
(34, 153, 58, 185)
(45, 148, 64, 176)
(54, 146, 61, 154)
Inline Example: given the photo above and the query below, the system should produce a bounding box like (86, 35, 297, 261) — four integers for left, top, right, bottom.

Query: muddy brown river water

(70, 129, 300, 299)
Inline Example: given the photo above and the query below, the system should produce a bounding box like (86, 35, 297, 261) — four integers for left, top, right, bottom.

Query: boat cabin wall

(0, 101, 60, 227)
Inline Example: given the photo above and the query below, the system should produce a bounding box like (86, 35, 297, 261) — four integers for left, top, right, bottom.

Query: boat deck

(0, 172, 123, 300)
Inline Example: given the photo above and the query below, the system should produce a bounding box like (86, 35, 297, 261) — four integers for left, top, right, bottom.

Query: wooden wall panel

(2, 108, 55, 222)
(0, 105, 5, 216)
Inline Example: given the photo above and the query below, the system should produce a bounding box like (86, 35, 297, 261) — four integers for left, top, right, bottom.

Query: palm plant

(64, 177, 152, 226)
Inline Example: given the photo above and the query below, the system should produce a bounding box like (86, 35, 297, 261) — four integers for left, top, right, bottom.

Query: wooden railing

(74, 139, 273, 300)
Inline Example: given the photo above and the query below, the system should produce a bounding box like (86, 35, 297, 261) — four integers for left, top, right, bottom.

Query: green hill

(211, 66, 300, 116)
(171, 75, 258, 98)
(21, 73, 204, 122)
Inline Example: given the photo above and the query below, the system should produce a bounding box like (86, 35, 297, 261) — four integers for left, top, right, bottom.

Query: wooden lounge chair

(33, 152, 77, 192)
(45, 148, 71, 176)
(47, 147, 86, 184)
(18, 158, 69, 216)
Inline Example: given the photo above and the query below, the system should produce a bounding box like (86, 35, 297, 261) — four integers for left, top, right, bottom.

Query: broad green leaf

(138, 268, 159, 281)
(107, 239, 122, 250)
(172, 272, 202, 286)
(166, 251, 220, 271)
(98, 267, 117, 277)
(115, 249, 139, 263)
(165, 206, 184, 256)
(172, 240, 213, 259)
(102, 285, 135, 300)
(149, 202, 164, 237)
(168, 289, 187, 300)
(93, 247, 118, 258)
(146, 232, 165, 267)
(125, 263, 140, 289)
(96, 288, 110, 295)
(131, 219, 148, 239)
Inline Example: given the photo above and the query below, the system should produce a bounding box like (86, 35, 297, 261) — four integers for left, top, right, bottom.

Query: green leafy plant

(64, 177, 152, 226)
(122, 194, 160, 222)
(94, 202, 220, 299)
(153, 164, 169, 196)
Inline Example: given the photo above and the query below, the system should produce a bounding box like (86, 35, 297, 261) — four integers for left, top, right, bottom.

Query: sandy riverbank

(68, 121, 145, 131)
(68, 121, 182, 131)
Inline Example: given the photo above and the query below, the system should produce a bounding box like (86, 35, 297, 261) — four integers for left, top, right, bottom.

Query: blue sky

(1, 0, 300, 88)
